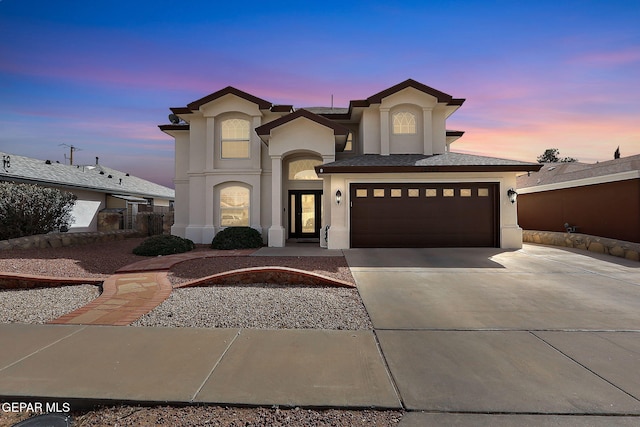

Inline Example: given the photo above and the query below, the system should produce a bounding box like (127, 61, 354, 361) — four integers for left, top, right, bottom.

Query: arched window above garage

(392, 111, 417, 134)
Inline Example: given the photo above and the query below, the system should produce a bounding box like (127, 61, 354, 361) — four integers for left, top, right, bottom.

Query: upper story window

(221, 118, 250, 159)
(392, 112, 417, 134)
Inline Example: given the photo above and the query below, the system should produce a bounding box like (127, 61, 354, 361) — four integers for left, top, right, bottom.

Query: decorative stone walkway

(48, 272, 173, 326)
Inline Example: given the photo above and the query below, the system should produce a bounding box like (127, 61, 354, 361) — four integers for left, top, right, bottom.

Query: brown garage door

(350, 183, 499, 248)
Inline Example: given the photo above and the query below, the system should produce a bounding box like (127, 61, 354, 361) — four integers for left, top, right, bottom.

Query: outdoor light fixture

(507, 188, 518, 204)
(335, 189, 342, 205)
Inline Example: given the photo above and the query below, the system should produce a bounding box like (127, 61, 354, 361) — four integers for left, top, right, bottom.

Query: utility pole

(59, 144, 81, 165)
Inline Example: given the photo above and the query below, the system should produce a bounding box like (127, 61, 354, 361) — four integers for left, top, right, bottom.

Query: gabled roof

(313, 79, 465, 121)
(0, 151, 174, 200)
(255, 109, 350, 137)
(316, 152, 541, 174)
(517, 154, 640, 191)
(186, 86, 272, 111)
(366, 78, 465, 106)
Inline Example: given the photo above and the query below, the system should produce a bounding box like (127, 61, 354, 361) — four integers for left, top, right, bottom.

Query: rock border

(174, 266, 356, 289)
(523, 230, 640, 262)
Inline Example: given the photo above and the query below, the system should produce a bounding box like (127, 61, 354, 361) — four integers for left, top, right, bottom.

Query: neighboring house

(517, 155, 640, 244)
(160, 79, 540, 249)
(0, 151, 175, 233)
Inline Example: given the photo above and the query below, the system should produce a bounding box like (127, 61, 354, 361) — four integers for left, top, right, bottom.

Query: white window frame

(221, 118, 250, 159)
(219, 185, 250, 227)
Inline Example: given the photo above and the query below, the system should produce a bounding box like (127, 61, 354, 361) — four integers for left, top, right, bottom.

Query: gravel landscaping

(1, 405, 403, 427)
(0, 285, 99, 324)
(133, 284, 372, 329)
(0, 237, 147, 277)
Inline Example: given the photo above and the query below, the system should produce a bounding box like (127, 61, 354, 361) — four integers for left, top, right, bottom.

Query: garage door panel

(350, 183, 498, 248)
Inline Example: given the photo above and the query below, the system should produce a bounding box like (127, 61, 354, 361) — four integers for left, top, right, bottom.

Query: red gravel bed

(0, 240, 355, 285)
(0, 238, 148, 278)
(168, 256, 355, 286)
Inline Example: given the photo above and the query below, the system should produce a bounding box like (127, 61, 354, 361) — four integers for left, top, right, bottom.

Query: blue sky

(1, 0, 639, 188)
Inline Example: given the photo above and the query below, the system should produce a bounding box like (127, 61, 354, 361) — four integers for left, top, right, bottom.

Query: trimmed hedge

(211, 227, 263, 250)
(133, 234, 195, 256)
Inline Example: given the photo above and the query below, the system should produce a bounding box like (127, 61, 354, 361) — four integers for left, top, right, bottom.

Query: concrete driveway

(345, 244, 640, 425)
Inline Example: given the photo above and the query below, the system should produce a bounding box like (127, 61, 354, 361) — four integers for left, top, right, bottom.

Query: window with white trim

(392, 112, 417, 134)
(220, 186, 249, 226)
(221, 118, 250, 159)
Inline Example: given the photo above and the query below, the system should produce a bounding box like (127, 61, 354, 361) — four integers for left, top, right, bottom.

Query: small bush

(0, 182, 77, 240)
(211, 227, 263, 250)
(133, 234, 195, 256)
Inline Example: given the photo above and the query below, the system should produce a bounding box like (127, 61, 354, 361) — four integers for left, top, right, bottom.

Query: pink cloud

(572, 48, 640, 67)
(454, 113, 640, 165)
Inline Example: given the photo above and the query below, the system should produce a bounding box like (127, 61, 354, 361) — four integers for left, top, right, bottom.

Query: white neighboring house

(160, 79, 540, 249)
(0, 151, 174, 232)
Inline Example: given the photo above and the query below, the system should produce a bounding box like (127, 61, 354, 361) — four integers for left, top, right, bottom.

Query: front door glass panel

(301, 194, 315, 234)
(289, 190, 322, 238)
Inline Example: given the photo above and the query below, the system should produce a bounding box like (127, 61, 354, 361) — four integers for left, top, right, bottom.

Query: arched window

(392, 112, 416, 134)
(220, 186, 249, 226)
(288, 158, 322, 180)
(221, 118, 250, 159)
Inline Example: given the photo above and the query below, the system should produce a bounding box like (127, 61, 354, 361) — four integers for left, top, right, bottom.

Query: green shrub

(211, 227, 263, 250)
(0, 182, 77, 240)
(133, 234, 195, 256)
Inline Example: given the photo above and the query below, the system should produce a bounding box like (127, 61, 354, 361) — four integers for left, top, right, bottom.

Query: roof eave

(0, 175, 174, 199)
(316, 164, 543, 174)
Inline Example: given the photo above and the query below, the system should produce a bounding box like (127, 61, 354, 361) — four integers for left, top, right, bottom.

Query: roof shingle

(0, 151, 174, 199)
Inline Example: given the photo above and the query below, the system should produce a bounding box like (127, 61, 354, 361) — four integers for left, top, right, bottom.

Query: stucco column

(422, 107, 433, 155)
(251, 116, 261, 170)
(380, 108, 390, 156)
(205, 116, 215, 171)
(501, 177, 523, 249)
(268, 155, 285, 247)
(432, 109, 446, 154)
(201, 176, 216, 244)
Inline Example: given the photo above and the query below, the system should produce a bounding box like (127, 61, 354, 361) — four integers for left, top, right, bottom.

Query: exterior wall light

(335, 189, 342, 205)
(507, 188, 518, 204)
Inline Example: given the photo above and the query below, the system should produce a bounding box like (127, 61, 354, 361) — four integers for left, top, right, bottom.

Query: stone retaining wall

(0, 230, 141, 251)
(523, 230, 640, 262)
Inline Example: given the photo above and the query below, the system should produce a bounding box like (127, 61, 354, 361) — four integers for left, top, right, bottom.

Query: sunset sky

(1, 0, 638, 188)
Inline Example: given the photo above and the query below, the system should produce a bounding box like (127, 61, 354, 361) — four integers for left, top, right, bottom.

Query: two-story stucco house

(160, 79, 540, 249)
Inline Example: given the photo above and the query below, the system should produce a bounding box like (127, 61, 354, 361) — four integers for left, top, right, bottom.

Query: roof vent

(107, 174, 112, 178)
(119, 178, 122, 185)
(45, 160, 51, 164)
(547, 166, 556, 171)
(126, 173, 130, 176)
(100, 171, 104, 175)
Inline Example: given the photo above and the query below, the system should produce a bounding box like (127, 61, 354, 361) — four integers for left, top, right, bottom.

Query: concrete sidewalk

(0, 324, 400, 409)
